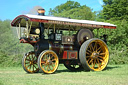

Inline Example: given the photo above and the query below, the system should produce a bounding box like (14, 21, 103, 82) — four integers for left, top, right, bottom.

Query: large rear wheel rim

(38, 50, 59, 74)
(86, 39, 109, 71)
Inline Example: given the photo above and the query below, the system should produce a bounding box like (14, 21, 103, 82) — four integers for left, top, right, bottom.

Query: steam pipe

(39, 23, 44, 39)
(37, 9, 45, 39)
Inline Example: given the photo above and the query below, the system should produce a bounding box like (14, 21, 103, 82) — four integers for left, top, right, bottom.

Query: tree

(0, 20, 32, 67)
(49, 1, 96, 20)
(102, 0, 128, 20)
(49, 1, 80, 15)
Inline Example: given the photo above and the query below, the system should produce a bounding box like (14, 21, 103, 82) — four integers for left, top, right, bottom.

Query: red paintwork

(68, 51, 77, 59)
(31, 19, 48, 23)
(20, 38, 39, 46)
(103, 26, 116, 29)
(62, 51, 77, 59)
(11, 15, 30, 26)
(62, 51, 67, 59)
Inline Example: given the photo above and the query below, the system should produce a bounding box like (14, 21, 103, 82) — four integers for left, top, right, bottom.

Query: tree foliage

(102, 0, 128, 20)
(49, 1, 80, 14)
(49, 1, 96, 20)
(95, 0, 128, 64)
(0, 20, 32, 67)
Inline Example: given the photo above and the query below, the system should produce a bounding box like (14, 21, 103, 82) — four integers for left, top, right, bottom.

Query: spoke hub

(92, 52, 99, 58)
(30, 61, 34, 65)
(46, 60, 52, 65)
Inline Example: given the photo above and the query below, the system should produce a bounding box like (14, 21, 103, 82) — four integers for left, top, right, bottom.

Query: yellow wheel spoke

(48, 55, 51, 60)
(51, 59, 56, 61)
(50, 55, 54, 59)
(52, 62, 55, 65)
(97, 45, 103, 52)
(43, 64, 47, 70)
(95, 43, 98, 51)
(86, 56, 91, 58)
(33, 64, 37, 70)
(91, 60, 94, 68)
(30, 64, 32, 70)
(31, 55, 33, 60)
(33, 55, 36, 60)
(87, 49, 92, 54)
(99, 53, 106, 55)
(93, 59, 96, 68)
(89, 44, 93, 51)
(28, 55, 31, 60)
(45, 55, 49, 60)
(87, 57, 90, 63)
(51, 64, 54, 68)
(25, 62, 30, 64)
(98, 49, 102, 53)
(26, 59, 31, 61)
(91, 44, 94, 51)
(96, 58, 100, 68)
(94, 42, 97, 51)
(99, 59, 104, 62)
(86, 51, 90, 55)
(33, 60, 37, 64)
(48, 65, 51, 70)
(47, 66, 49, 71)
(98, 56, 104, 59)
(26, 64, 31, 68)
(33, 65, 34, 71)
(88, 58, 93, 65)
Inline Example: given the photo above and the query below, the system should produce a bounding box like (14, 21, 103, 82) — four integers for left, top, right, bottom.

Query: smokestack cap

(38, 9, 45, 16)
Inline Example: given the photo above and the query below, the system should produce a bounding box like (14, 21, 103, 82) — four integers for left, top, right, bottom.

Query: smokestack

(37, 9, 45, 16)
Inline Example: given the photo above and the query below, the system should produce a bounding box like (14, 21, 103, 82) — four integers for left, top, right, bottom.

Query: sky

(0, 0, 103, 21)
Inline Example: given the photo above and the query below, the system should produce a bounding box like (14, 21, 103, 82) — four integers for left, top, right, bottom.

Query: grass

(0, 64, 128, 85)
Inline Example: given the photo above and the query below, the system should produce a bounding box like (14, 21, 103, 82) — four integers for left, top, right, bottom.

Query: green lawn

(0, 64, 128, 85)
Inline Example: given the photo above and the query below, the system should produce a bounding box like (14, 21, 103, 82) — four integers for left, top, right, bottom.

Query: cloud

(22, 6, 43, 14)
(98, 0, 104, 5)
(28, 6, 43, 14)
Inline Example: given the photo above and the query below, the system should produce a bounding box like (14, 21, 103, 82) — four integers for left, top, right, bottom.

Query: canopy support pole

(97, 28, 99, 38)
(54, 24, 55, 33)
(19, 23, 21, 39)
(28, 22, 32, 35)
(26, 21, 29, 38)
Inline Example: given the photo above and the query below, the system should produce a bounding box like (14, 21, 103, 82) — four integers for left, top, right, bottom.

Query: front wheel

(22, 51, 39, 73)
(79, 38, 109, 71)
(38, 50, 59, 74)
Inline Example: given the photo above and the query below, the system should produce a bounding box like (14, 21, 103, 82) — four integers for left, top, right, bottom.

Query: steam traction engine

(11, 9, 116, 74)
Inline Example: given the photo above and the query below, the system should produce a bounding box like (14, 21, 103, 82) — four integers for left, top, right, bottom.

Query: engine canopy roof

(11, 14, 116, 29)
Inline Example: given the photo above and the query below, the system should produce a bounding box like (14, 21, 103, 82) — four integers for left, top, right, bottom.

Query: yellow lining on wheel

(38, 50, 59, 74)
(86, 39, 109, 71)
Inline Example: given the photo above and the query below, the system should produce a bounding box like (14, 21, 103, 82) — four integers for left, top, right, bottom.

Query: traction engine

(11, 9, 116, 74)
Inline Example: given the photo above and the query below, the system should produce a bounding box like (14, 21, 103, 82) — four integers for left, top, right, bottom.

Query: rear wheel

(64, 60, 83, 71)
(38, 50, 59, 74)
(79, 38, 109, 71)
(22, 51, 39, 73)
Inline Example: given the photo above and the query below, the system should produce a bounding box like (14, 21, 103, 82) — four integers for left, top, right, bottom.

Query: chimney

(37, 9, 45, 16)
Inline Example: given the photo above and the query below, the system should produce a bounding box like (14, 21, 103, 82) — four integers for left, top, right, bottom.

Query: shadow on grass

(24, 65, 120, 74)
(56, 65, 120, 73)
(104, 65, 120, 71)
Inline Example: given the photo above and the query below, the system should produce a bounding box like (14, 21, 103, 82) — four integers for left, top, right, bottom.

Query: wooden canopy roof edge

(11, 14, 117, 29)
